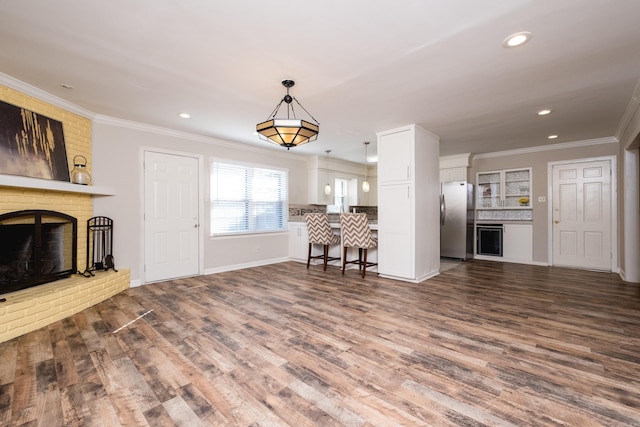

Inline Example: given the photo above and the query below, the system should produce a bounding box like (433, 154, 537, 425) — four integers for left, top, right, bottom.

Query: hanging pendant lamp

(362, 141, 370, 193)
(324, 150, 332, 196)
(256, 80, 320, 149)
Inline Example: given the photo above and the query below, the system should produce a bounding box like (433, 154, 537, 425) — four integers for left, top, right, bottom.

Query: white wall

(91, 119, 309, 284)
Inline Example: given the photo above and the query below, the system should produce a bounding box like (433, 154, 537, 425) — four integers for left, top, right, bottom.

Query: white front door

(144, 151, 199, 283)
(552, 159, 612, 270)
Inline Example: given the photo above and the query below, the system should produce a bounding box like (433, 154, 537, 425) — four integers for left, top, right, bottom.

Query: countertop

(289, 221, 378, 230)
(475, 220, 532, 225)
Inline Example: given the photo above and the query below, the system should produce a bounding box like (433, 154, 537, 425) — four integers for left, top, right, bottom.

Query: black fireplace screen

(0, 210, 77, 295)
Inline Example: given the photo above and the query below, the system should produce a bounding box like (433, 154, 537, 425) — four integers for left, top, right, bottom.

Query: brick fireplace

(0, 84, 129, 343)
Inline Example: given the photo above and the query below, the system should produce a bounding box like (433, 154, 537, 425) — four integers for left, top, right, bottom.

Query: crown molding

(473, 136, 618, 160)
(1, 73, 307, 162)
(0, 72, 95, 119)
(93, 115, 309, 161)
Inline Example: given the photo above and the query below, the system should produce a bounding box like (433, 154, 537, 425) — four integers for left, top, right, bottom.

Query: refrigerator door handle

(440, 194, 446, 226)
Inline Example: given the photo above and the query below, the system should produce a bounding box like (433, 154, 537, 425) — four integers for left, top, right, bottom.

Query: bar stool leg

(307, 243, 312, 269)
(362, 248, 368, 278)
(323, 245, 329, 270)
(342, 246, 347, 274)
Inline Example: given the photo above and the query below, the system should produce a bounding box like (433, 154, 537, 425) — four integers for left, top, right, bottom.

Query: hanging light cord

(263, 86, 320, 125)
(290, 96, 320, 125)
(364, 142, 369, 180)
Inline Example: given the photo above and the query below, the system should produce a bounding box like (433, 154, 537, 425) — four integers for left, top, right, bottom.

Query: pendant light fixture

(362, 141, 370, 193)
(256, 79, 320, 149)
(324, 150, 332, 196)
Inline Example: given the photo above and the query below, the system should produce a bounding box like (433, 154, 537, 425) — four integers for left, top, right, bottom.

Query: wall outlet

(538, 196, 546, 203)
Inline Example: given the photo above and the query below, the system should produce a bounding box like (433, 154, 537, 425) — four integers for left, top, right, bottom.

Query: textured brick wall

(1, 85, 93, 267)
(0, 84, 130, 343)
(0, 84, 92, 164)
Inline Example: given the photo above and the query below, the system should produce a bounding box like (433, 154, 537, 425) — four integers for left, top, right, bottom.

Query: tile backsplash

(289, 204, 377, 222)
(476, 209, 533, 221)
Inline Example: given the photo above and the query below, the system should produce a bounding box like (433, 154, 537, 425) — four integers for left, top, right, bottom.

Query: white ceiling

(1, 0, 640, 163)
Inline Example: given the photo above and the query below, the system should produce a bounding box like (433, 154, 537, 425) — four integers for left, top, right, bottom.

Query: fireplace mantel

(0, 174, 115, 196)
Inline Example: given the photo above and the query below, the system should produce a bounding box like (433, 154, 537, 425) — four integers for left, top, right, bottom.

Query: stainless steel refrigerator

(440, 182, 474, 260)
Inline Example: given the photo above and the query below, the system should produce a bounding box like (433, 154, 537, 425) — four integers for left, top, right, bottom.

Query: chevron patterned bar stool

(305, 213, 341, 271)
(339, 213, 378, 278)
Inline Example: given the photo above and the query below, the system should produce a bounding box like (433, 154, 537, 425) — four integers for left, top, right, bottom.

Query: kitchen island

(288, 221, 378, 271)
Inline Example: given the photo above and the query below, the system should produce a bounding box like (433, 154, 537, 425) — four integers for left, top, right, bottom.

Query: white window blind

(334, 178, 348, 212)
(210, 161, 288, 236)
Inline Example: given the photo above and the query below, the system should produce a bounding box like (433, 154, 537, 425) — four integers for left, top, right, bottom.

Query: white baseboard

(378, 268, 438, 283)
(617, 268, 639, 283)
(204, 257, 290, 275)
(474, 255, 547, 266)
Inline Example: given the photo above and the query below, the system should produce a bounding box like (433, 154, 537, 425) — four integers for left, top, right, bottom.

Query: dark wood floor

(1, 260, 640, 426)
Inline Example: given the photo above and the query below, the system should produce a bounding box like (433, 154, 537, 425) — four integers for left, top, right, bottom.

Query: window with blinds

(210, 161, 288, 236)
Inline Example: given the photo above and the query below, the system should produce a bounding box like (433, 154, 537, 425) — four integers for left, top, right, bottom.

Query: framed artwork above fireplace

(0, 99, 70, 182)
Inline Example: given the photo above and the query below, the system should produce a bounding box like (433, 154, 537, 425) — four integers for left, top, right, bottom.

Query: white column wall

(623, 149, 640, 282)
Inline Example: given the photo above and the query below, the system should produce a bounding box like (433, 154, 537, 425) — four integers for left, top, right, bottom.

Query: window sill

(210, 230, 288, 239)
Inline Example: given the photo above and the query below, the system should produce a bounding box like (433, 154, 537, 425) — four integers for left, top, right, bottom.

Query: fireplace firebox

(0, 210, 77, 295)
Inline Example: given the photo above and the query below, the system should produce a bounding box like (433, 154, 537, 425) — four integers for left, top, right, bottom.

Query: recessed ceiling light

(548, 135, 558, 139)
(537, 109, 552, 116)
(503, 31, 532, 48)
(178, 113, 191, 119)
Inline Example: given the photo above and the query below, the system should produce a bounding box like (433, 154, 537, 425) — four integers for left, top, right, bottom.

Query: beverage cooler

(476, 224, 503, 257)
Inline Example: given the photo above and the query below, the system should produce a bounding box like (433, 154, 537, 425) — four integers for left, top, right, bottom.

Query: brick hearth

(0, 269, 129, 342)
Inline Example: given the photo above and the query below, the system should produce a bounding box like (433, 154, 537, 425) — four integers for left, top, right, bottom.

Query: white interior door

(144, 151, 199, 282)
(552, 159, 611, 270)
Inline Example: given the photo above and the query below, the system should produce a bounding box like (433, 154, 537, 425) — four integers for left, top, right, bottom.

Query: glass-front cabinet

(504, 169, 531, 208)
(477, 168, 531, 209)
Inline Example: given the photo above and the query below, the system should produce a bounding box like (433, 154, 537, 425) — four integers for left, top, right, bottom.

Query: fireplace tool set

(81, 216, 117, 277)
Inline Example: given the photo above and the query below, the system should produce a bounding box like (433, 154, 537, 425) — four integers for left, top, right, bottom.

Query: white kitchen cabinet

(503, 223, 533, 261)
(477, 168, 531, 209)
(289, 222, 342, 266)
(308, 169, 334, 205)
(440, 167, 467, 183)
(310, 168, 375, 207)
(378, 129, 412, 183)
(288, 223, 309, 262)
(308, 154, 377, 207)
(377, 124, 440, 282)
(348, 176, 377, 207)
(377, 183, 412, 277)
